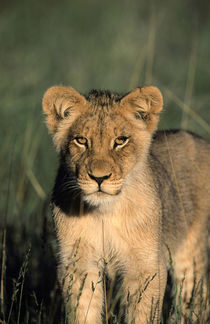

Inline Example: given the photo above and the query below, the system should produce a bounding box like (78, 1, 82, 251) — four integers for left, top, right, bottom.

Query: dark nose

(88, 173, 112, 186)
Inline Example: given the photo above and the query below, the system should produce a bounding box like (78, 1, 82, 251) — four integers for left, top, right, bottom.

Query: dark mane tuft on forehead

(85, 89, 122, 106)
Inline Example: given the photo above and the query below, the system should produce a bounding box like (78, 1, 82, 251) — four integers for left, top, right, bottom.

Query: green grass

(0, 0, 210, 323)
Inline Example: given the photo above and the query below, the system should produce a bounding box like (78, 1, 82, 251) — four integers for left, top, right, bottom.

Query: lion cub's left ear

(121, 86, 163, 132)
(42, 86, 86, 133)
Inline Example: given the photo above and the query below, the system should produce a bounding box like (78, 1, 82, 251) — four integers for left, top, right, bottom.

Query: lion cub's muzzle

(78, 172, 123, 198)
(86, 171, 121, 195)
(88, 172, 112, 189)
(78, 159, 123, 199)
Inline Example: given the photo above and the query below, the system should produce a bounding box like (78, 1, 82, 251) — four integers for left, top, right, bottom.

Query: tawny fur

(42, 85, 210, 323)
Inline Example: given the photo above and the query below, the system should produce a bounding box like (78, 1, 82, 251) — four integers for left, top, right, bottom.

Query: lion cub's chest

(56, 206, 158, 275)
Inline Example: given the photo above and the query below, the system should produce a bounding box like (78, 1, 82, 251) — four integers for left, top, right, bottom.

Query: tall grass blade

(162, 86, 210, 134)
(181, 37, 197, 130)
(1, 149, 14, 321)
(17, 246, 31, 324)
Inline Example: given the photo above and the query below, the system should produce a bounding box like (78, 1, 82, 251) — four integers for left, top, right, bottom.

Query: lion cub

(42, 86, 209, 323)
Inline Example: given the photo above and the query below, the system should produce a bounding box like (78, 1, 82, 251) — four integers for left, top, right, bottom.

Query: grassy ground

(0, 0, 210, 323)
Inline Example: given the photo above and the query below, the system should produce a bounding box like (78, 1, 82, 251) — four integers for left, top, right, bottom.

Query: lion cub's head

(42, 86, 163, 207)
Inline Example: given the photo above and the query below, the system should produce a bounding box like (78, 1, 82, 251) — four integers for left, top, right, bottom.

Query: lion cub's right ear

(121, 86, 163, 132)
(42, 86, 86, 133)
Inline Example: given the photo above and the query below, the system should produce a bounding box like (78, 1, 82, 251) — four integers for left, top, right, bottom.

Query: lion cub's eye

(114, 136, 129, 148)
(74, 137, 88, 146)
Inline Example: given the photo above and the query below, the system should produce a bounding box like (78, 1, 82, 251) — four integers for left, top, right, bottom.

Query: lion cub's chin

(83, 190, 119, 208)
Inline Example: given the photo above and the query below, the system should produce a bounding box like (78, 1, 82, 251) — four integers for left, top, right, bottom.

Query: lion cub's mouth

(82, 188, 121, 207)
(91, 188, 121, 196)
(83, 186, 121, 197)
(78, 179, 122, 200)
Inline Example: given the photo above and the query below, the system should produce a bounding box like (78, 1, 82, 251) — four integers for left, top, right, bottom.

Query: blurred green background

(0, 0, 210, 322)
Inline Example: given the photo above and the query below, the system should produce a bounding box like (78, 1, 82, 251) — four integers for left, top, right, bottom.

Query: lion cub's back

(150, 129, 210, 228)
(149, 130, 209, 255)
(151, 130, 210, 184)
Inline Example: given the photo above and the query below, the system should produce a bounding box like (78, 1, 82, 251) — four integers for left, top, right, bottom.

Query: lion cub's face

(43, 86, 163, 206)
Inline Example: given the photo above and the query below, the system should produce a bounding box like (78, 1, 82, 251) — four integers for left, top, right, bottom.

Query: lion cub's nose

(88, 173, 112, 186)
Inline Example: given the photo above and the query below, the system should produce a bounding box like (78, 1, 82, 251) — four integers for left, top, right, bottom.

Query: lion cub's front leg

(66, 270, 103, 324)
(59, 245, 103, 324)
(123, 257, 167, 324)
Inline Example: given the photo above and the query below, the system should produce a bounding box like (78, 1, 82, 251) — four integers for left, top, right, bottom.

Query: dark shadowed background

(0, 0, 210, 323)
